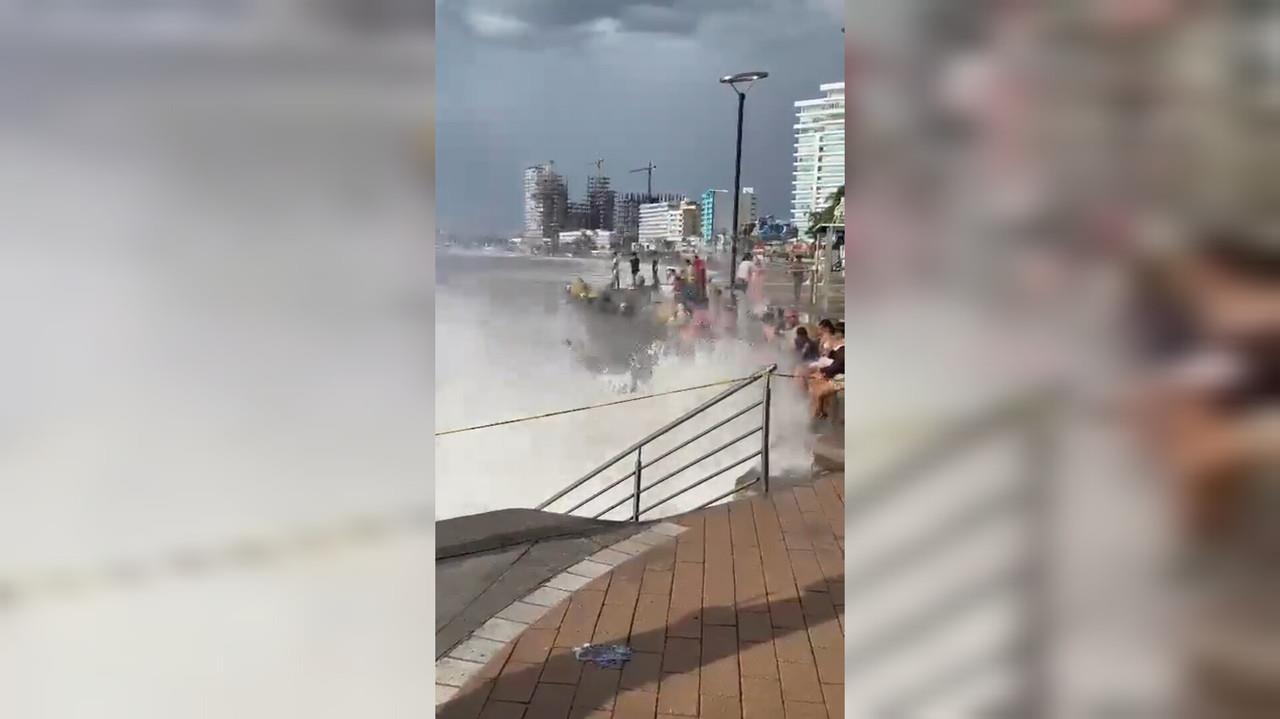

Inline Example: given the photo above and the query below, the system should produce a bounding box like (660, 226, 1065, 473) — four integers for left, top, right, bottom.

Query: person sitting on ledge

(808, 322, 844, 420)
(794, 326, 820, 363)
(797, 318, 837, 388)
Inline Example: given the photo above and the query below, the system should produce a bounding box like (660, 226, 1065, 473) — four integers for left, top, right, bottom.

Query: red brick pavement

(439, 474, 845, 719)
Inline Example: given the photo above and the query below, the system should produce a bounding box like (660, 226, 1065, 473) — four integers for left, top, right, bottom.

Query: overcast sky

(436, 0, 844, 236)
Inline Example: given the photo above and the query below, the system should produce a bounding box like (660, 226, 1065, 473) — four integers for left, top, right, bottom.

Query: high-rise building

(738, 187, 759, 232)
(701, 188, 760, 246)
(523, 164, 548, 239)
(565, 200, 590, 233)
(586, 175, 615, 231)
(792, 82, 846, 229)
(614, 195, 640, 247)
(700, 190, 730, 245)
(523, 162, 568, 245)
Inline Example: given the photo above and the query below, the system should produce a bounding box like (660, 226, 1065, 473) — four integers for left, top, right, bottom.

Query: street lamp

(720, 71, 768, 291)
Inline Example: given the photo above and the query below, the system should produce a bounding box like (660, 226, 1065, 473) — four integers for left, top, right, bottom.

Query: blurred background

(4, 0, 1280, 716)
(0, 2, 435, 717)
(842, 0, 1280, 716)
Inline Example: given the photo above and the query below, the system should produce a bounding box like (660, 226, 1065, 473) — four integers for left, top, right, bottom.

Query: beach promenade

(758, 260, 844, 320)
(436, 474, 845, 719)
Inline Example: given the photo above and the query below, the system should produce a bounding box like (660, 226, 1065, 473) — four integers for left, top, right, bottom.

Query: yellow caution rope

(435, 375, 756, 437)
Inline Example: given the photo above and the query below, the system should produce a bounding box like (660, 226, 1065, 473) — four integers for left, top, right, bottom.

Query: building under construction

(585, 175, 615, 232)
(565, 200, 589, 233)
(523, 163, 568, 250)
(526, 159, 683, 250)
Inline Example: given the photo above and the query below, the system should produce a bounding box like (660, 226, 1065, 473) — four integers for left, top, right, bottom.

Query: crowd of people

(576, 248, 844, 423)
(794, 318, 845, 420)
(652, 263, 844, 423)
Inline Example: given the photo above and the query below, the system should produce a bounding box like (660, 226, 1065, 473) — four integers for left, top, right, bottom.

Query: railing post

(632, 447, 643, 522)
(761, 370, 772, 493)
(810, 258, 818, 307)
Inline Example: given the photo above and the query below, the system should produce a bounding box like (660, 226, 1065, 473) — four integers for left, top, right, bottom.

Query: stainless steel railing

(536, 364, 777, 521)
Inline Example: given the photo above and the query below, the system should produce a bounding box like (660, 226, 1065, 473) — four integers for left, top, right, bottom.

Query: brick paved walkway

(438, 475, 844, 718)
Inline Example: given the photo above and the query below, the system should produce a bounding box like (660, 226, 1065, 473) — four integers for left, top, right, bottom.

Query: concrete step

(437, 508, 627, 560)
(435, 509, 642, 659)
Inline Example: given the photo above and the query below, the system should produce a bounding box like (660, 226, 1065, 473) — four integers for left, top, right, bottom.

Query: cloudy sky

(436, 0, 844, 236)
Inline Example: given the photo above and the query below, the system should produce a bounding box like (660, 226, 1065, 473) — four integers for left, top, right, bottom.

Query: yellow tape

(436, 368, 857, 436)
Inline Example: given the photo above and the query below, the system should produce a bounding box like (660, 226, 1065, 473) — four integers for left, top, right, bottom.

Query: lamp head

(719, 71, 769, 94)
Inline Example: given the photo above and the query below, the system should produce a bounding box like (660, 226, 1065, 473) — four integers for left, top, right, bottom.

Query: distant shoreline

(438, 247, 603, 262)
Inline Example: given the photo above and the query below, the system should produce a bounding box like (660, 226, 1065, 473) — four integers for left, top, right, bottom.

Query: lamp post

(719, 71, 768, 292)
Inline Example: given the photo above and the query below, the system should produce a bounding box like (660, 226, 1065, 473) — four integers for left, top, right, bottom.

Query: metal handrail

(536, 364, 777, 520)
(563, 404, 762, 515)
(574, 405, 763, 518)
(639, 449, 763, 516)
(640, 400, 761, 471)
(635, 426, 762, 499)
(564, 469, 637, 515)
(594, 430, 761, 519)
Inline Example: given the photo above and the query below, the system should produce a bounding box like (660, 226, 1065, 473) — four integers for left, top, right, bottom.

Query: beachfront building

(557, 228, 614, 252)
(792, 82, 846, 229)
(616, 191, 682, 250)
(638, 200, 701, 251)
(638, 201, 676, 251)
(700, 190, 729, 248)
(739, 187, 759, 234)
(700, 188, 760, 251)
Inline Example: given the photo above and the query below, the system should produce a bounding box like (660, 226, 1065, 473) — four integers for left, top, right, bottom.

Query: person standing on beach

(747, 256, 767, 317)
(736, 254, 753, 291)
(668, 268, 683, 298)
(629, 251, 641, 288)
(651, 255, 659, 287)
(789, 254, 807, 304)
(611, 252, 620, 290)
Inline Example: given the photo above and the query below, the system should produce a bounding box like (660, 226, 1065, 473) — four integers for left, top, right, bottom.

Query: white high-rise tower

(791, 82, 846, 230)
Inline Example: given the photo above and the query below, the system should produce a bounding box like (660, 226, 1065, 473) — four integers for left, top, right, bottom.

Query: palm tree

(807, 185, 845, 239)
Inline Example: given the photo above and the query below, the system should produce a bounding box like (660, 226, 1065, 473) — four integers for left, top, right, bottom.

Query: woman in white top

(736, 257, 753, 289)
(747, 257, 767, 317)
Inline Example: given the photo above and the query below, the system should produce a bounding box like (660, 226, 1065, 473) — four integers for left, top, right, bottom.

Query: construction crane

(629, 163, 656, 201)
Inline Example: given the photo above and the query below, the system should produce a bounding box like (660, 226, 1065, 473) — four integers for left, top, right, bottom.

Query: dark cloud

(437, 0, 830, 41)
(436, 0, 844, 236)
(617, 4, 697, 34)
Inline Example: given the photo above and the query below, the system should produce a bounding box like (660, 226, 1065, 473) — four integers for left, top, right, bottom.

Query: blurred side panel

(0, 3, 435, 718)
